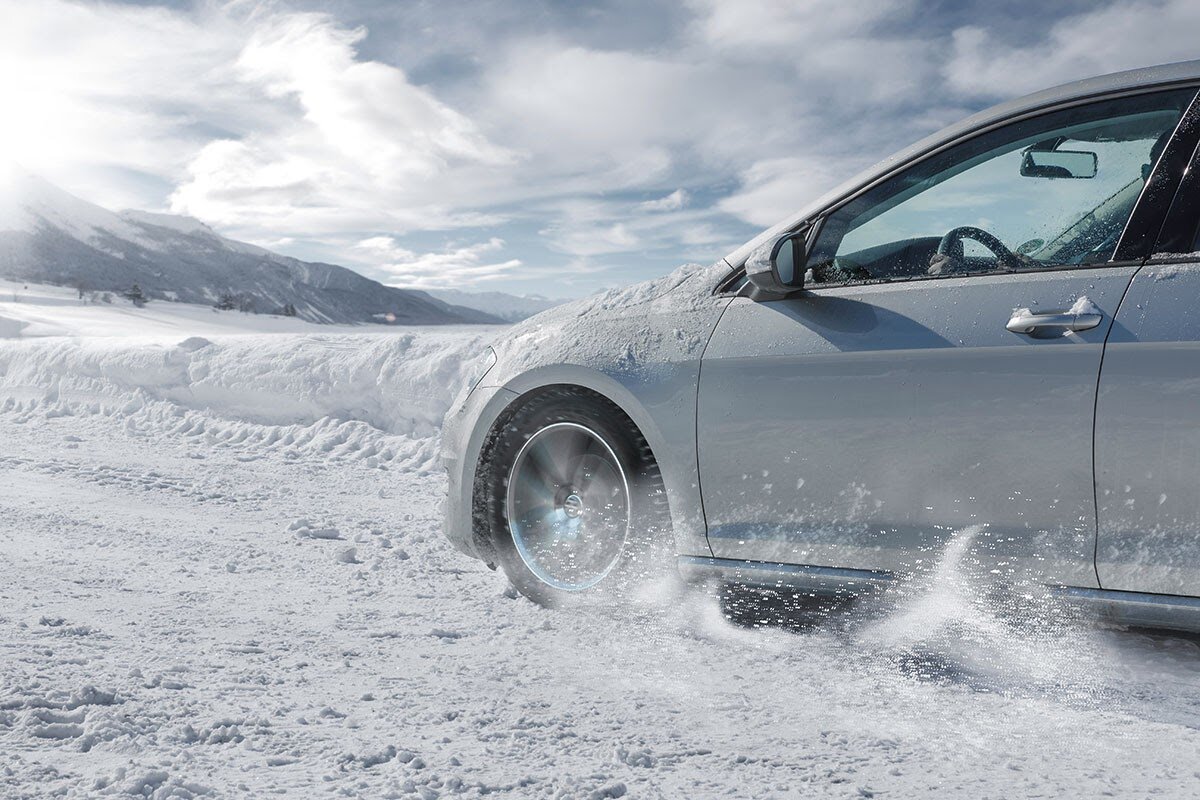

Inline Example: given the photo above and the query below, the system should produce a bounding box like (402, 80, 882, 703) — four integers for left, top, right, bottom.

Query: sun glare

(0, 48, 58, 182)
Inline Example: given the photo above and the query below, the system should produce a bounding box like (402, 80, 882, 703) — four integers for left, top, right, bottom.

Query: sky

(3, 0, 1200, 298)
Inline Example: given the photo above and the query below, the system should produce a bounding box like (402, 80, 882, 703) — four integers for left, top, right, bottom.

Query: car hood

(483, 260, 734, 380)
(511, 260, 729, 330)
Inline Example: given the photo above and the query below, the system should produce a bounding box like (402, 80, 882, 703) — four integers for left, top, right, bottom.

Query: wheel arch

(469, 365, 703, 562)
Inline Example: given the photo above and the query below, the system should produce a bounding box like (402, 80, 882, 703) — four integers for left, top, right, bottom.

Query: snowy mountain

(0, 171, 501, 325)
(427, 288, 563, 322)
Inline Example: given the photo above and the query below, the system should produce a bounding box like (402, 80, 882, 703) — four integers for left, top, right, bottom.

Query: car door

(697, 87, 1200, 588)
(1095, 141, 1200, 596)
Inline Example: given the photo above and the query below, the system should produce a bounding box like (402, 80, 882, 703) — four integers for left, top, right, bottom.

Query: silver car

(442, 60, 1200, 630)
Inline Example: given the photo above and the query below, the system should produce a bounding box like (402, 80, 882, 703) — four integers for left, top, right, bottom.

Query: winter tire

(482, 388, 669, 606)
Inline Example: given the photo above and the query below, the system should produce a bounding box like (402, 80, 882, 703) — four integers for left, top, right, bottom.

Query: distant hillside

(0, 172, 501, 325)
(427, 288, 563, 322)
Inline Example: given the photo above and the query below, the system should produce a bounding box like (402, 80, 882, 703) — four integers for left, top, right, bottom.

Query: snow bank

(0, 330, 491, 470)
(0, 313, 29, 338)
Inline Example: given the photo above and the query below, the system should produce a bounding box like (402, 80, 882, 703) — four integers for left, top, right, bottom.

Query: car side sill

(1051, 585, 1200, 633)
(677, 555, 894, 595)
(679, 556, 1200, 633)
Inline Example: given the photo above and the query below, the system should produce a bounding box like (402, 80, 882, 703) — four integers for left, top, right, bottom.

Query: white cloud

(478, 40, 706, 195)
(686, 0, 934, 105)
(638, 189, 689, 212)
(354, 236, 522, 289)
(688, 0, 916, 50)
(171, 10, 516, 236)
(0, 1, 516, 238)
(535, 194, 744, 260)
(543, 222, 642, 258)
(0, 0, 243, 207)
(718, 156, 859, 228)
(945, 1, 1200, 98)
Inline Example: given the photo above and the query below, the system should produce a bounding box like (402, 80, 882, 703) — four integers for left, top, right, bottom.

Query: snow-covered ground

(0, 281, 490, 341)
(4, 293, 1200, 798)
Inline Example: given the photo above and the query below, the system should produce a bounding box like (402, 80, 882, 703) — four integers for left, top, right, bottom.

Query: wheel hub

(561, 492, 585, 519)
(505, 422, 631, 592)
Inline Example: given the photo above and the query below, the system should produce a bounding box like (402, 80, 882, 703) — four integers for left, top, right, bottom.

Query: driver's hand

(1014, 252, 1037, 270)
(927, 252, 959, 276)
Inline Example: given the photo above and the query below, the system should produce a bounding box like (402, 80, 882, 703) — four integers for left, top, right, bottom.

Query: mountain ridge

(426, 288, 564, 322)
(0, 172, 502, 325)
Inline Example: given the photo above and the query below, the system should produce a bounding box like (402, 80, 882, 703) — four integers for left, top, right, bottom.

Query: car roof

(722, 59, 1200, 270)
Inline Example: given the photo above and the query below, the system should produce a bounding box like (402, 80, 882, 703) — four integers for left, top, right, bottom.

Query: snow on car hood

(0, 330, 493, 472)
(485, 261, 733, 380)
(519, 261, 726, 326)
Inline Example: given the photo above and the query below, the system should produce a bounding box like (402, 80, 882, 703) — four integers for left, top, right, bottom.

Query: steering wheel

(930, 226, 1024, 274)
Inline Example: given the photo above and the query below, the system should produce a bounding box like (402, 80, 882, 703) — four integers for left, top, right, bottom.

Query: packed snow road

(3, 332, 1200, 799)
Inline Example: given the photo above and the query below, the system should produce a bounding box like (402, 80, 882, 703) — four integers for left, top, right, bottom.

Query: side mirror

(745, 231, 806, 301)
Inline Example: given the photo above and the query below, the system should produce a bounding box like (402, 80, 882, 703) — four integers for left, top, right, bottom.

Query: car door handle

(1006, 310, 1102, 335)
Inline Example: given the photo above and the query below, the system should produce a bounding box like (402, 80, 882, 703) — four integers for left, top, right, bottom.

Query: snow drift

(0, 330, 492, 471)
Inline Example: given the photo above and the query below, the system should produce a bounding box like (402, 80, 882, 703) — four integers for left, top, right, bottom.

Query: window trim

(1114, 87, 1200, 261)
(801, 258, 1149, 294)
(1150, 127, 1200, 255)
(715, 82, 1200, 296)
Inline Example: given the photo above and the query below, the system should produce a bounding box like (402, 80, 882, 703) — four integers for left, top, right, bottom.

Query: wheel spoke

(571, 458, 596, 494)
(525, 427, 590, 487)
(513, 471, 559, 514)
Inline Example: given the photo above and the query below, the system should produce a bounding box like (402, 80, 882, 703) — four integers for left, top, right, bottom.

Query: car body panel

(697, 267, 1136, 587)
(1096, 260, 1200, 595)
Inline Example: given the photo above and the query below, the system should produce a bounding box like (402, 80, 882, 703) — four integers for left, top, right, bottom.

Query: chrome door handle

(1006, 310, 1102, 335)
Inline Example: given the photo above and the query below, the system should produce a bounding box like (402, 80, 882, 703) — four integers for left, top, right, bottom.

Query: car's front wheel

(481, 388, 668, 606)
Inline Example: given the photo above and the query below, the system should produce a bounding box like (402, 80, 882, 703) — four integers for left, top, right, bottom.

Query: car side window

(806, 89, 1196, 287)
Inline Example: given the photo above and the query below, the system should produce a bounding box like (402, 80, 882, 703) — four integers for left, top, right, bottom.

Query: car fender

(487, 357, 711, 558)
